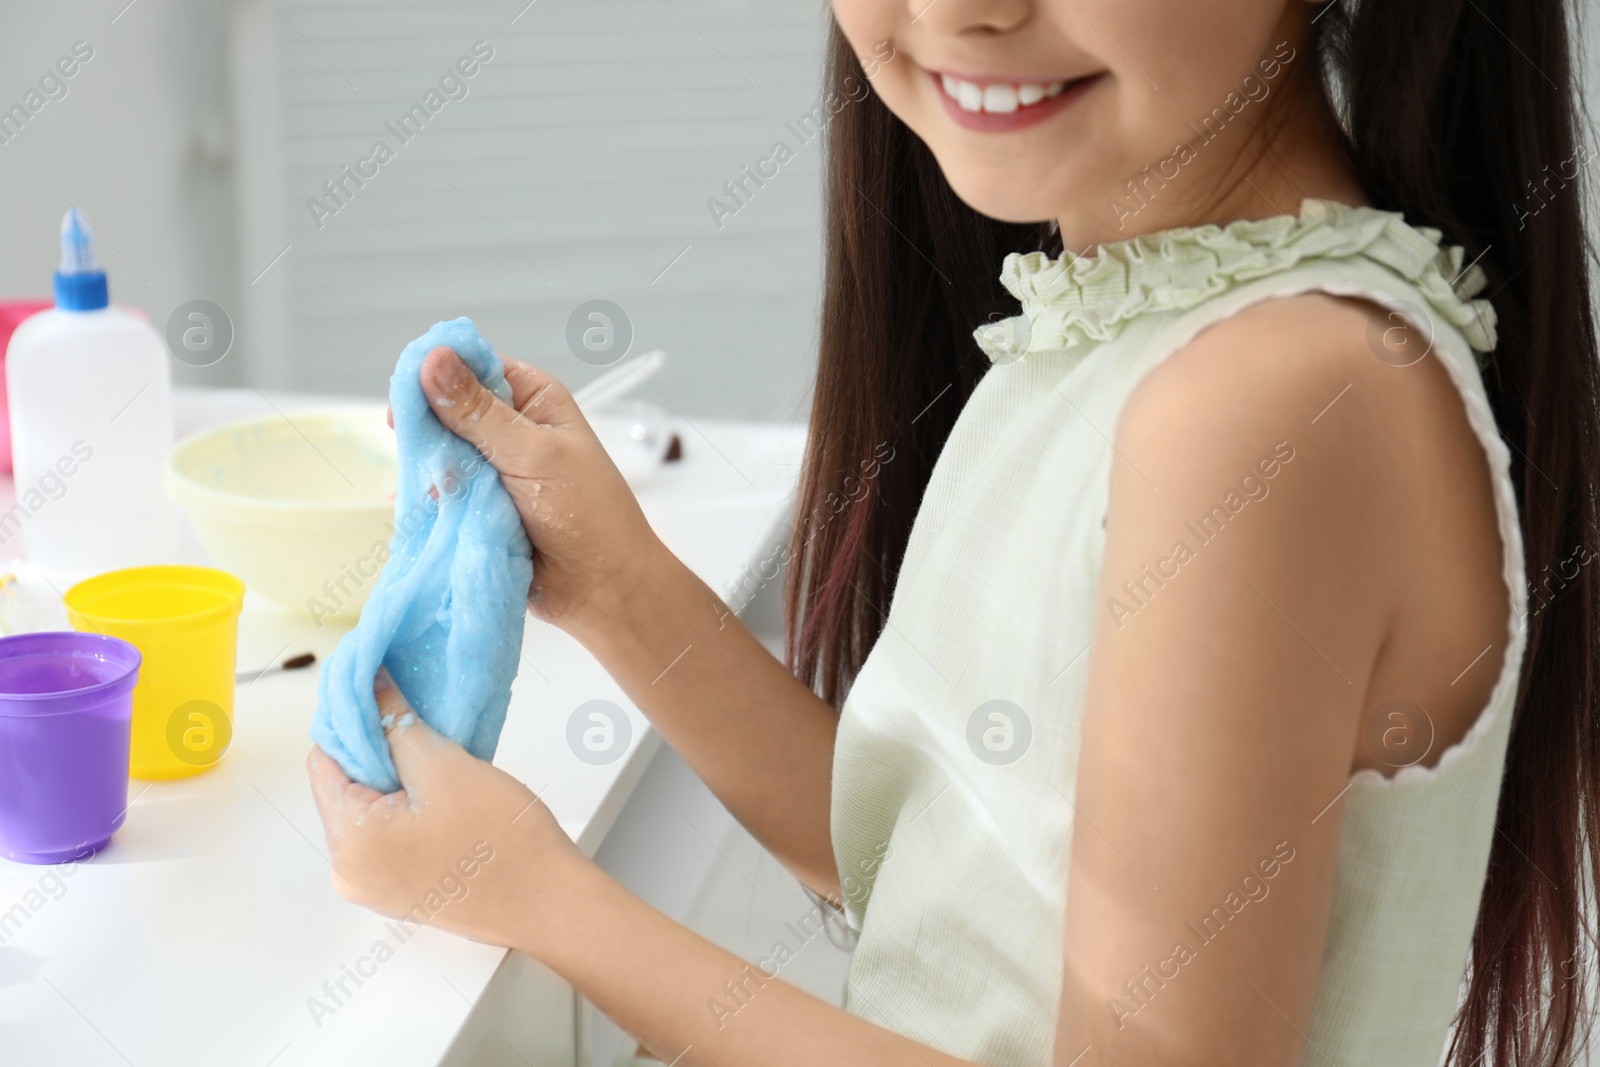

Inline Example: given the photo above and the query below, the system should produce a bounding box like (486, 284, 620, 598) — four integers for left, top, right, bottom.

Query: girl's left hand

(306, 667, 584, 952)
(309, 676, 968, 1067)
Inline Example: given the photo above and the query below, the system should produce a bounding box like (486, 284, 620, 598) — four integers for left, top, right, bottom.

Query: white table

(0, 387, 803, 1067)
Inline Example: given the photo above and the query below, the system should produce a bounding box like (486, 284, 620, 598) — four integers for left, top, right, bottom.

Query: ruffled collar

(973, 198, 1498, 363)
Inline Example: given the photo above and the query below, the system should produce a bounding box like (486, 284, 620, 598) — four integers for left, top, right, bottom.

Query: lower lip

(932, 73, 1102, 132)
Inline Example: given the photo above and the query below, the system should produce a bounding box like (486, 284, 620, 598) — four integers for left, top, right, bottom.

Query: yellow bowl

(164, 407, 396, 624)
(66, 565, 244, 780)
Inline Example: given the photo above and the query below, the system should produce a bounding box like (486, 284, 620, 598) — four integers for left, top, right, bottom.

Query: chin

(934, 160, 1073, 227)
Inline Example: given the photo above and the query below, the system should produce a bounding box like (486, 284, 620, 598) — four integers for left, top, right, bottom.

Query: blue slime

(311, 317, 533, 792)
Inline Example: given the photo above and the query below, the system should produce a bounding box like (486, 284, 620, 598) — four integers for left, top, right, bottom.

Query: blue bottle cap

(53, 208, 109, 311)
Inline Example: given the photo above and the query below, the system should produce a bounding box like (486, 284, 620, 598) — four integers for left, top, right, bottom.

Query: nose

(908, 0, 1032, 35)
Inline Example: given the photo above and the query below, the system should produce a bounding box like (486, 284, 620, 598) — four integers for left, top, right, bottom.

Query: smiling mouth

(937, 74, 1075, 115)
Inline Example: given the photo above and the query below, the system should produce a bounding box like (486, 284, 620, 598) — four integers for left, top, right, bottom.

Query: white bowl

(164, 406, 397, 623)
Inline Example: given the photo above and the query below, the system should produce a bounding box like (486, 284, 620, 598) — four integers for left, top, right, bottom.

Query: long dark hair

(786, 3, 1600, 1063)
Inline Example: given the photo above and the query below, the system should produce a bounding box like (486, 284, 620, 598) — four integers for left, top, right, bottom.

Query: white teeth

(983, 84, 1018, 113)
(941, 76, 1069, 114)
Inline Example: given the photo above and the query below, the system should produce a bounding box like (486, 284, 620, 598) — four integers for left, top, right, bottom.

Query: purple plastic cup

(0, 631, 140, 864)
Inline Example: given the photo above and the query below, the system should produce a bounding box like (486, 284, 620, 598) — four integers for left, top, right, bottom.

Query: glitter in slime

(311, 318, 532, 792)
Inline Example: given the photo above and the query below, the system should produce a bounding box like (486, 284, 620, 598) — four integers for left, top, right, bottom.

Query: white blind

(230, 0, 827, 419)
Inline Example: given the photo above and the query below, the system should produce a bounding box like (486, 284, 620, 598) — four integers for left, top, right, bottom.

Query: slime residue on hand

(309, 317, 533, 792)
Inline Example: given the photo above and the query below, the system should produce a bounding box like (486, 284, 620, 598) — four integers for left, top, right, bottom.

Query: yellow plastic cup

(64, 566, 245, 780)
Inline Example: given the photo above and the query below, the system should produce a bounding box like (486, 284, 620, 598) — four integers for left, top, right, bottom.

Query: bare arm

(1054, 296, 1489, 1064)
(417, 346, 843, 894)
(566, 540, 844, 894)
(535, 858, 966, 1066)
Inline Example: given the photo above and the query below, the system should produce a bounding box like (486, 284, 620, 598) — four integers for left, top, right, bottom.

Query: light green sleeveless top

(830, 198, 1526, 1066)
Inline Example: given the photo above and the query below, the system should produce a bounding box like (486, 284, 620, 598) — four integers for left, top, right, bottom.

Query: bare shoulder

(1117, 293, 1420, 483)
(1109, 295, 1410, 596)
(1113, 291, 1494, 541)
(1105, 289, 1506, 768)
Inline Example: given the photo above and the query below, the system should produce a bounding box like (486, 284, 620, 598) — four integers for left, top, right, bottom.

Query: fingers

(307, 744, 383, 823)
(306, 744, 343, 824)
(419, 347, 580, 468)
(499, 354, 578, 428)
(418, 346, 524, 462)
(307, 745, 390, 906)
(374, 665, 455, 795)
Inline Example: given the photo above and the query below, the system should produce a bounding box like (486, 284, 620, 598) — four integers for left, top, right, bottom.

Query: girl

(308, 0, 1600, 1062)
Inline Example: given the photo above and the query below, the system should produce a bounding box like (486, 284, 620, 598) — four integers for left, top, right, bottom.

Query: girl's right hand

(414, 345, 665, 633)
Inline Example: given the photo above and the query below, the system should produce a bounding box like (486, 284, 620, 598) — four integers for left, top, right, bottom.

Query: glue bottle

(5, 208, 178, 575)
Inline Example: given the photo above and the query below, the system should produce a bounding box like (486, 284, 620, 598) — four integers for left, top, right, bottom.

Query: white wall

(0, 0, 239, 386)
(0, 0, 828, 420)
(225, 0, 829, 420)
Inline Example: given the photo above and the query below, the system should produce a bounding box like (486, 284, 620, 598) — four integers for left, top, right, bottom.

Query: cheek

(1067, 0, 1284, 121)
(831, 0, 907, 94)
(831, 0, 894, 49)
(1102, 0, 1299, 123)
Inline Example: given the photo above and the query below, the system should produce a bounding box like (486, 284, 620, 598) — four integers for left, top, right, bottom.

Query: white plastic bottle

(5, 209, 178, 576)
